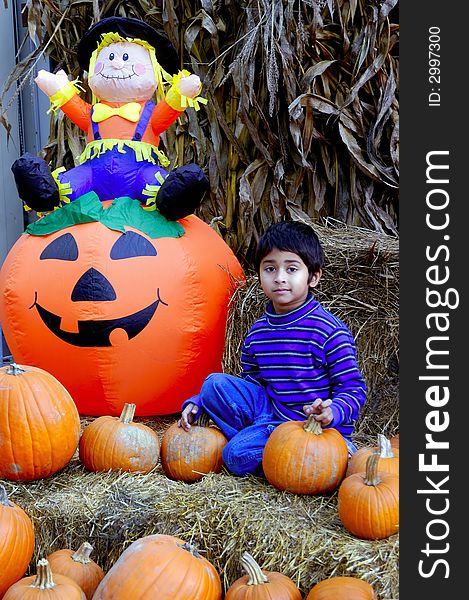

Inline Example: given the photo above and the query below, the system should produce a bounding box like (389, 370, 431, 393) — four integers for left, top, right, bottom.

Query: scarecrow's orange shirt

(59, 95, 182, 146)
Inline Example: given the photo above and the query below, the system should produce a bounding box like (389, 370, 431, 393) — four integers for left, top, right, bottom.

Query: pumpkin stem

(240, 552, 269, 585)
(5, 363, 26, 376)
(31, 559, 56, 589)
(0, 484, 13, 507)
(364, 452, 382, 486)
(119, 403, 136, 424)
(179, 542, 201, 559)
(304, 415, 322, 435)
(377, 434, 395, 458)
(198, 412, 212, 427)
(71, 541, 94, 564)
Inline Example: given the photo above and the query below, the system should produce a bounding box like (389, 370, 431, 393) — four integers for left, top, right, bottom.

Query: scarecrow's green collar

(24, 192, 185, 239)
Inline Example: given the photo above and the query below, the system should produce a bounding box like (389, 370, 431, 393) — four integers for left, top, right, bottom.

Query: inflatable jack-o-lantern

(0, 194, 244, 416)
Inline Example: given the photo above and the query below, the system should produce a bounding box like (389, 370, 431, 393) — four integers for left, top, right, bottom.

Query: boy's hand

(303, 398, 333, 426)
(178, 402, 199, 431)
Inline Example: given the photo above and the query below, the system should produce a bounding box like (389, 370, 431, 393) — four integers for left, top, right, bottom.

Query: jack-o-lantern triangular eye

(40, 233, 78, 261)
(110, 231, 157, 259)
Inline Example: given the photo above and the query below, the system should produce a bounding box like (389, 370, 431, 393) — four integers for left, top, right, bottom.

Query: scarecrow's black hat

(76, 16, 179, 73)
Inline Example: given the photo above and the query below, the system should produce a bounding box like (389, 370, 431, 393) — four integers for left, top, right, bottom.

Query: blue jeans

(195, 373, 282, 476)
(194, 373, 357, 477)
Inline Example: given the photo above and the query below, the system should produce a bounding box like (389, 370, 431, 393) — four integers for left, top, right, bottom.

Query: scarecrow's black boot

(156, 163, 209, 221)
(11, 152, 59, 212)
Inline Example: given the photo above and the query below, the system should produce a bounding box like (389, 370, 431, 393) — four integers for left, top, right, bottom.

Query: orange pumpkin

(92, 534, 222, 599)
(0, 484, 35, 598)
(225, 552, 302, 600)
(338, 453, 399, 540)
(262, 416, 348, 494)
(47, 542, 105, 600)
(79, 403, 160, 473)
(346, 434, 399, 478)
(0, 363, 81, 480)
(0, 212, 243, 416)
(306, 576, 376, 599)
(3, 558, 86, 599)
(160, 414, 228, 482)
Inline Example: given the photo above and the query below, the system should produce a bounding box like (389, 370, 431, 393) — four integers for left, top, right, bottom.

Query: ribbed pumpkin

(47, 542, 105, 600)
(346, 434, 399, 478)
(3, 558, 86, 599)
(0, 484, 35, 598)
(0, 363, 81, 481)
(91, 534, 222, 599)
(306, 576, 376, 600)
(262, 416, 348, 494)
(225, 552, 302, 600)
(79, 403, 160, 473)
(160, 414, 228, 482)
(338, 453, 399, 540)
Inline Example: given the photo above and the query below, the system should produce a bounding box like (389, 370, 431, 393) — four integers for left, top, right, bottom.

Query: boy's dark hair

(254, 221, 324, 280)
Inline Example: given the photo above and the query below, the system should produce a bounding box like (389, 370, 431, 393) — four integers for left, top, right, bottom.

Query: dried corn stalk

(1, 0, 399, 261)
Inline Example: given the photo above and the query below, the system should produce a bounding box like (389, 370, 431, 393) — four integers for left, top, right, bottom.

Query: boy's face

(259, 249, 321, 314)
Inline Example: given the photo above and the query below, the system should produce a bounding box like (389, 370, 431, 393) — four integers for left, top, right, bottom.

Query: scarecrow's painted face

(88, 41, 157, 102)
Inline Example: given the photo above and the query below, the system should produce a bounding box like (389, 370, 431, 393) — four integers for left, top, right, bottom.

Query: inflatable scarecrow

(12, 16, 208, 220)
(1, 16, 245, 416)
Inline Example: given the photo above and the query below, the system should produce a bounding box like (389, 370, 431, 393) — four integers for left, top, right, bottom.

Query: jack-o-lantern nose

(71, 268, 117, 302)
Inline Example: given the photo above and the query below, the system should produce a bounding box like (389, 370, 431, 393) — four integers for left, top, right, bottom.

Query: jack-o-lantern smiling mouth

(29, 289, 167, 347)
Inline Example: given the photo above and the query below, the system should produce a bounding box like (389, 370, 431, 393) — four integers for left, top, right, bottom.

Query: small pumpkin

(47, 542, 105, 600)
(338, 452, 399, 540)
(3, 558, 86, 599)
(390, 433, 399, 449)
(306, 576, 376, 600)
(346, 434, 399, 478)
(160, 413, 228, 482)
(79, 403, 160, 474)
(91, 534, 222, 599)
(0, 484, 36, 597)
(0, 363, 81, 481)
(262, 416, 348, 494)
(225, 552, 302, 600)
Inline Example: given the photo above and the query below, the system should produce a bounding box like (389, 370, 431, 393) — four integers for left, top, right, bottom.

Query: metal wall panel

(1, 1, 50, 361)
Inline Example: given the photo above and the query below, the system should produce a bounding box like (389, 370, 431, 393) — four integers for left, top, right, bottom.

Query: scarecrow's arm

(150, 72, 205, 137)
(56, 94, 91, 131)
(150, 99, 183, 137)
(35, 69, 91, 131)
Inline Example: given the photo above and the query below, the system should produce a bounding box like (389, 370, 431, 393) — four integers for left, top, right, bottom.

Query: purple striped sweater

(240, 293, 366, 439)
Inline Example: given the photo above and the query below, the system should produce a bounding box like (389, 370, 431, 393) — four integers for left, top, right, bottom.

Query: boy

(179, 220, 366, 476)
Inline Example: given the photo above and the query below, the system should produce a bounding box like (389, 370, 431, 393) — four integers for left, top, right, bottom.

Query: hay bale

(223, 218, 399, 438)
(2, 426, 398, 598)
